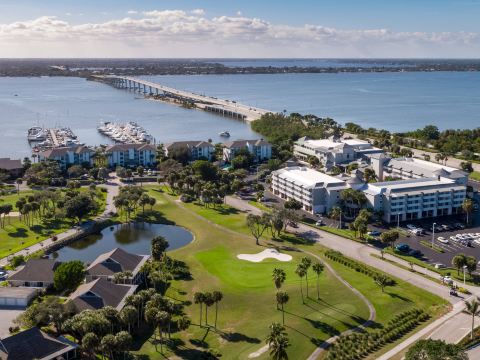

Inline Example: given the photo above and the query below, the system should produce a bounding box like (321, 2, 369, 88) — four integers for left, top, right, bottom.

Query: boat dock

(97, 121, 153, 144)
(31, 127, 83, 152)
(93, 75, 272, 121)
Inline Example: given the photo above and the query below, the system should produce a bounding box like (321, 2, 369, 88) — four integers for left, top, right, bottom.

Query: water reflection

(51, 222, 193, 263)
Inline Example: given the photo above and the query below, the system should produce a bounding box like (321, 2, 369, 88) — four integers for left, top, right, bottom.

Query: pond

(51, 222, 193, 263)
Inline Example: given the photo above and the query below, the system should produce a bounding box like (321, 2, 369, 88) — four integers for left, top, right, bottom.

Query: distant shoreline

(1, 58, 480, 77)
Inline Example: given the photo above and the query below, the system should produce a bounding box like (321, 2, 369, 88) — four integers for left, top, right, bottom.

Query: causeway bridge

(93, 75, 271, 121)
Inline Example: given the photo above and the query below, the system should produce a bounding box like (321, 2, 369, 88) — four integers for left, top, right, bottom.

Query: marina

(97, 121, 154, 144)
(29, 126, 83, 152)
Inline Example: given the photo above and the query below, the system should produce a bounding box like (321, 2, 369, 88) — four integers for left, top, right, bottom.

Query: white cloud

(0, 10, 479, 57)
(191, 9, 205, 16)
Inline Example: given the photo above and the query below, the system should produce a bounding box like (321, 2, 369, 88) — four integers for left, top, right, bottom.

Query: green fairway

(154, 189, 448, 359)
(136, 187, 371, 359)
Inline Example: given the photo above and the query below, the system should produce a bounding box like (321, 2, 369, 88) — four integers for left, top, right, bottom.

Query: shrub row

(325, 250, 396, 286)
(326, 309, 429, 360)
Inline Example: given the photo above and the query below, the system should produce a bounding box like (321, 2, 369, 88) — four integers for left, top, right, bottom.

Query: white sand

(237, 248, 292, 263)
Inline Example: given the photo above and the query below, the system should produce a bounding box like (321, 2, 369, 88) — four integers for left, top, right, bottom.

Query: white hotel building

(271, 166, 347, 214)
(362, 177, 467, 223)
(271, 163, 467, 222)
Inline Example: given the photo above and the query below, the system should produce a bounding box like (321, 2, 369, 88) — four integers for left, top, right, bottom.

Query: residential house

(0, 158, 23, 179)
(68, 278, 137, 312)
(37, 146, 95, 170)
(8, 259, 60, 289)
(105, 143, 157, 168)
(0, 327, 78, 360)
(85, 248, 149, 284)
(223, 139, 272, 162)
(164, 141, 215, 161)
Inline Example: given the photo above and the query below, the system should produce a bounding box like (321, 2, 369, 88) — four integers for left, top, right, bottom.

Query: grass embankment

(145, 187, 448, 359)
(470, 171, 480, 182)
(136, 187, 370, 359)
(0, 188, 107, 260)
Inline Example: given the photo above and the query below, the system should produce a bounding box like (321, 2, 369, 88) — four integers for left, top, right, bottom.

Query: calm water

(1, 71, 480, 158)
(51, 222, 193, 263)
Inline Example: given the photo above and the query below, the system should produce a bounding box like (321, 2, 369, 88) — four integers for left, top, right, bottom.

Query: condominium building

(271, 166, 347, 214)
(105, 143, 157, 168)
(223, 139, 272, 162)
(164, 141, 215, 161)
(37, 146, 95, 169)
(362, 177, 467, 223)
(294, 136, 383, 168)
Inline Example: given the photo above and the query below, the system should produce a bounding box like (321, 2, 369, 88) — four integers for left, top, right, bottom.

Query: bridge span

(93, 75, 272, 121)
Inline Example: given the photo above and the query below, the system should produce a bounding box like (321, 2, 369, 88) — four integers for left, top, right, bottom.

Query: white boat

(219, 130, 230, 137)
(27, 126, 47, 141)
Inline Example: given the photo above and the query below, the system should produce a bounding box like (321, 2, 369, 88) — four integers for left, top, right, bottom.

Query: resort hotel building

(271, 166, 348, 214)
(271, 157, 468, 223)
(293, 136, 383, 168)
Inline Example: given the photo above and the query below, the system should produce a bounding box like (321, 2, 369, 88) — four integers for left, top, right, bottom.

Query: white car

(450, 236, 458, 241)
(315, 220, 324, 226)
(406, 224, 417, 230)
(437, 237, 449, 244)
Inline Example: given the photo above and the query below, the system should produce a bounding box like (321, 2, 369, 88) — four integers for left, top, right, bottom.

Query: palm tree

(329, 206, 342, 228)
(119, 305, 138, 333)
(374, 275, 390, 293)
(452, 254, 467, 275)
(15, 178, 22, 194)
(156, 311, 171, 353)
(269, 335, 290, 360)
(276, 292, 289, 325)
(465, 298, 480, 339)
(312, 262, 325, 300)
(193, 292, 205, 326)
(295, 263, 307, 304)
(203, 292, 214, 326)
(266, 322, 287, 348)
(212, 291, 223, 329)
(301, 257, 312, 298)
(462, 198, 474, 225)
(272, 268, 286, 290)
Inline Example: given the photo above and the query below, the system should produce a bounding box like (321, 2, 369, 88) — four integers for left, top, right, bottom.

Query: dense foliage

(327, 309, 429, 359)
(54, 260, 85, 291)
(406, 339, 468, 360)
(324, 250, 395, 286)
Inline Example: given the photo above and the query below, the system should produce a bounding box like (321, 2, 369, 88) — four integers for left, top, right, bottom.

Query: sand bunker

(237, 248, 292, 263)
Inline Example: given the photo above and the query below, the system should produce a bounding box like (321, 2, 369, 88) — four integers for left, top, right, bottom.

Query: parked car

(434, 263, 446, 269)
(434, 225, 443, 232)
(406, 224, 417, 230)
(368, 230, 381, 237)
(409, 229, 422, 236)
(454, 223, 466, 230)
(396, 243, 410, 252)
(437, 237, 449, 244)
(408, 249, 423, 257)
(441, 224, 452, 231)
(288, 222, 299, 228)
(315, 220, 324, 226)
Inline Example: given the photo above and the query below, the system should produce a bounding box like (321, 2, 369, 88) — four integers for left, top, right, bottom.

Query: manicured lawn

(471, 171, 480, 181)
(159, 188, 448, 359)
(0, 190, 34, 208)
(0, 187, 107, 260)
(136, 187, 371, 359)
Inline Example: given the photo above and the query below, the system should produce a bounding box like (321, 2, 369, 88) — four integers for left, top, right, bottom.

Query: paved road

(225, 196, 479, 359)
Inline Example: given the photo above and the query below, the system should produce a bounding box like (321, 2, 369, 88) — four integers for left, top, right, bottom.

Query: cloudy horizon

(1, 2, 479, 58)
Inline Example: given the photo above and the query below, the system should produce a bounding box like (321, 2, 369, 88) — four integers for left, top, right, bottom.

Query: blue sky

(0, 0, 479, 57)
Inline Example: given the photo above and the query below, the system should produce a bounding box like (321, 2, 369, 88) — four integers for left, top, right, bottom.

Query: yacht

(219, 130, 230, 137)
(27, 126, 47, 141)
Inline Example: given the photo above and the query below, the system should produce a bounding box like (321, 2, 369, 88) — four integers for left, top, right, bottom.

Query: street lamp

(431, 222, 436, 248)
(463, 265, 468, 285)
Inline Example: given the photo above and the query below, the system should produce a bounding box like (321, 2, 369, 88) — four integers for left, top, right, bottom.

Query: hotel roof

(274, 166, 347, 189)
(384, 157, 465, 178)
(364, 177, 465, 196)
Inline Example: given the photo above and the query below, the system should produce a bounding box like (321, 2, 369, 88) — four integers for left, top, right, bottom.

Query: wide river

(0, 71, 479, 158)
